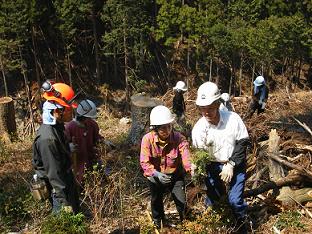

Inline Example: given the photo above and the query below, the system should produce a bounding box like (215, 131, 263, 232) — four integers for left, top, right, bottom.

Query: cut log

(0, 97, 17, 143)
(267, 129, 286, 181)
(127, 93, 162, 145)
(277, 187, 312, 204)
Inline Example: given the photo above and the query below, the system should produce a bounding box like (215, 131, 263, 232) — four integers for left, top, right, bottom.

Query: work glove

(219, 163, 234, 183)
(261, 102, 266, 109)
(69, 142, 78, 153)
(153, 171, 172, 184)
(191, 163, 197, 177)
(258, 100, 263, 105)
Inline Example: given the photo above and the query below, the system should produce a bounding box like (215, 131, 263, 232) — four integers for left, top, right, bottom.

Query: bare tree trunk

(187, 41, 190, 70)
(66, 47, 72, 87)
(209, 57, 212, 81)
(239, 56, 243, 96)
(251, 62, 255, 95)
(114, 48, 118, 82)
(91, 9, 101, 84)
(297, 57, 302, 80)
(123, 18, 130, 110)
(228, 65, 234, 96)
(19, 47, 35, 135)
(0, 55, 8, 96)
(31, 26, 41, 85)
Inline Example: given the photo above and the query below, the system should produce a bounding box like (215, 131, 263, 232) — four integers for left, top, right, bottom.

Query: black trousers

(148, 177, 186, 221)
(244, 99, 264, 119)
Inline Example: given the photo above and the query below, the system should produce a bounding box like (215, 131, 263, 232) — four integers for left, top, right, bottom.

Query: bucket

(31, 179, 49, 201)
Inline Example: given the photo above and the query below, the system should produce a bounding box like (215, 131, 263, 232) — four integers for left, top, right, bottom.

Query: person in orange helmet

(32, 80, 80, 213)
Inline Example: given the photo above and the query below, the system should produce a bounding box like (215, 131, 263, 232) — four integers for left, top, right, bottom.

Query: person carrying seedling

(244, 75, 269, 119)
(65, 99, 105, 185)
(172, 81, 187, 125)
(32, 81, 80, 213)
(192, 81, 250, 233)
(140, 105, 192, 229)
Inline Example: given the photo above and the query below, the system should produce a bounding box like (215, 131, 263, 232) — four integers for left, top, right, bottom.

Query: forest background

(1, 0, 312, 100)
(1, 0, 312, 233)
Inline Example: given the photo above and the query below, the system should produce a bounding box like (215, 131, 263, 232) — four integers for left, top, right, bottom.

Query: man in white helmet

(192, 82, 250, 233)
(65, 99, 102, 184)
(172, 81, 187, 124)
(244, 75, 269, 119)
(140, 105, 192, 228)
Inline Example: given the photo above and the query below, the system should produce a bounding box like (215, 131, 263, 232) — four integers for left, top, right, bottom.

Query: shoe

(153, 219, 161, 229)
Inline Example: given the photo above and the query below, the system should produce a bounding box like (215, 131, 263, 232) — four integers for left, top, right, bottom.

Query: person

(192, 82, 250, 233)
(172, 81, 187, 124)
(219, 92, 233, 111)
(32, 81, 80, 213)
(140, 105, 192, 228)
(244, 76, 269, 119)
(65, 99, 102, 184)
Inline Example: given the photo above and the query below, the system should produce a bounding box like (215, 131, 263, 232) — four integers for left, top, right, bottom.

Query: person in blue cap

(244, 76, 269, 120)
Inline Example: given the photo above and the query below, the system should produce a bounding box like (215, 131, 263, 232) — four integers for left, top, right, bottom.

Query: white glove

(69, 142, 78, 153)
(219, 163, 234, 183)
(261, 102, 266, 109)
(191, 163, 197, 177)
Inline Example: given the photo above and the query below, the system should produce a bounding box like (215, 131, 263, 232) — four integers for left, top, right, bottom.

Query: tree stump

(0, 97, 17, 143)
(127, 93, 162, 146)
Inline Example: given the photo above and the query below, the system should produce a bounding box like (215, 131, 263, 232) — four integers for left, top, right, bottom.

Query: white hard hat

(76, 99, 97, 118)
(173, 81, 187, 91)
(221, 93, 230, 102)
(150, 105, 174, 126)
(253, 76, 265, 86)
(195, 82, 221, 106)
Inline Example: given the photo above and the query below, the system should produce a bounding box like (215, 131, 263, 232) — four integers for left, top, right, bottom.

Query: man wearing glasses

(192, 82, 250, 233)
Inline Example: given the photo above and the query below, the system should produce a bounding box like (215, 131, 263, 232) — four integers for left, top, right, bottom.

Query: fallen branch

(267, 153, 312, 181)
(292, 117, 312, 138)
(244, 174, 301, 197)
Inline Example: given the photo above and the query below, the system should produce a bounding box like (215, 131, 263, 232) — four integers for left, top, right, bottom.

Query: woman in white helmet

(172, 81, 187, 124)
(140, 105, 191, 228)
(65, 99, 102, 184)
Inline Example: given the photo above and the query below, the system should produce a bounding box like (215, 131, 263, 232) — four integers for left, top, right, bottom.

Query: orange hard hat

(42, 82, 78, 108)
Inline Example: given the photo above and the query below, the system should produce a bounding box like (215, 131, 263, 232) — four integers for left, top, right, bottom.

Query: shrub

(0, 185, 32, 230)
(41, 210, 88, 234)
(191, 147, 214, 184)
(275, 210, 306, 231)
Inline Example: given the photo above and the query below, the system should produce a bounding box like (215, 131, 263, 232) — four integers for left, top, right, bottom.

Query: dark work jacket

(253, 85, 269, 103)
(32, 123, 76, 206)
(172, 91, 186, 117)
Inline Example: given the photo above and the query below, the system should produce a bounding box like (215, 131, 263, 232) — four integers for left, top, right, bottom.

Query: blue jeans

(205, 162, 247, 219)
